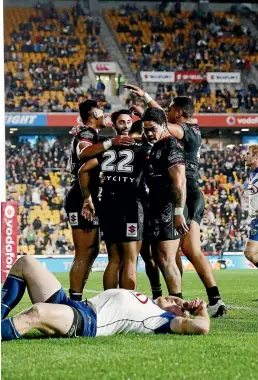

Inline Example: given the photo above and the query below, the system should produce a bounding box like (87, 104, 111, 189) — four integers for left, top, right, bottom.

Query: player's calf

(103, 243, 122, 289)
(1, 256, 32, 319)
(120, 242, 139, 290)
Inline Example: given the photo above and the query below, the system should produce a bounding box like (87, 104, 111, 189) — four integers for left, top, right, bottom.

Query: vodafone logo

(76, 116, 82, 124)
(226, 115, 258, 126)
(226, 116, 236, 126)
(2, 203, 17, 273)
(96, 64, 110, 72)
(5, 205, 15, 219)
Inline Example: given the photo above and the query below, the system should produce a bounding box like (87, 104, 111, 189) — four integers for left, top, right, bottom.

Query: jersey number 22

(102, 149, 134, 173)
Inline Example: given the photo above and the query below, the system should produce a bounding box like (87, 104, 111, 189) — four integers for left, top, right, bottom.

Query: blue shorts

(249, 218, 258, 242)
(47, 288, 97, 337)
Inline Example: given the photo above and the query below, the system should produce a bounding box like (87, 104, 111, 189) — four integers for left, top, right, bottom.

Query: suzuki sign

(140, 71, 175, 83)
(207, 72, 241, 83)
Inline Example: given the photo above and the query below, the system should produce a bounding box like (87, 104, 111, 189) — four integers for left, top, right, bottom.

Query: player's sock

(255, 262, 258, 268)
(206, 286, 221, 306)
(69, 289, 83, 301)
(1, 275, 26, 319)
(169, 292, 183, 299)
(151, 285, 162, 300)
(1, 318, 21, 341)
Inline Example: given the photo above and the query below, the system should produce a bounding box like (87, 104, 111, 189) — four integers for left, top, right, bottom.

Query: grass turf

(2, 270, 258, 380)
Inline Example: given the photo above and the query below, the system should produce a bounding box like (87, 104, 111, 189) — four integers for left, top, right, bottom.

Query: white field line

(63, 288, 258, 312)
(227, 304, 258, 312)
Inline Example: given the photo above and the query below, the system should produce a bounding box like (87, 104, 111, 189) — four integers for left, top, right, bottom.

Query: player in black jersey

(166, 98, 226, 317)
(141, 107, 188, 298)
(129, 121, 162, 300)
(78, 117, 150, 291)
(64, 100, 133, 301)
(124, 84, 226, 317)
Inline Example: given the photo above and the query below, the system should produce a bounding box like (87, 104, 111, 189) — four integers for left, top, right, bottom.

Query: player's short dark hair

(79, 100, 98, 124)
(129, 120, 144, 136)
(111, 109, 132, 126)
(171, 96, 194, 117)
(141, 107, 167, 126)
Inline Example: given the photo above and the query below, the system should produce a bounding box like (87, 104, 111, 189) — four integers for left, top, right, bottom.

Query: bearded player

(244, 144, 258, 272)
(64, 100, 132, 301)
(79, 115, 152, 291)
(124, 84, 226, 317)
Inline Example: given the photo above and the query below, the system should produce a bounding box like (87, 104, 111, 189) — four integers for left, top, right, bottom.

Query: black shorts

(149, 200, 180, 242)
(99, 194, 144, 244)
(64, 185, 99, 230)
(186, 179, 205, 225)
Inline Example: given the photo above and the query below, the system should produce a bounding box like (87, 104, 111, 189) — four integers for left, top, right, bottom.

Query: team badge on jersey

(126, 223, 138, 237)
(69, 213, 79, 226)
(156, 150, 162, 159)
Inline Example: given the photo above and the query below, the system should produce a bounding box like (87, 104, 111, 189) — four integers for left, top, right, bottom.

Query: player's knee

(123, 255, 138, 266)
(244, 247, 255, 262)
(17, 255, 37, 271)
(145, 258, 156, 270)
(157, 250, 175, 267)
(29, 303, 46, 324)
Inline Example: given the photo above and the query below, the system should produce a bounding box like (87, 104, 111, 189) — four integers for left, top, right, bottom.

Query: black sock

(151, 285, 162, 300)
(255, 262, 258, 268)
(69, 289, 83, 301)
(169, 292, 183, 299)
(206, 286, 221, 306)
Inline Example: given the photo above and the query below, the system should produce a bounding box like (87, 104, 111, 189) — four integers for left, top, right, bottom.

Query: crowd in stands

(5, 75, 111, 112)
(125, 82, 258, 113)
(6, 137, 250, 256)
(4, 1, 111, 112)
(199, 143, 249, 253)
(106, 4, 258, 73)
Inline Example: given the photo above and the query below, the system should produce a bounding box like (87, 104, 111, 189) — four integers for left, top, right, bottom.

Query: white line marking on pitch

(227, 305, 258, 312)
(64, 288, 100, 294)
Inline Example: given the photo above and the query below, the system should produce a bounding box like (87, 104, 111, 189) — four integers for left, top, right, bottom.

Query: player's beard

(121, 128, 130, 135)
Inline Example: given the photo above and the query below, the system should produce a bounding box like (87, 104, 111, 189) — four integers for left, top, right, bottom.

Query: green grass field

(2, 270, 258, 380)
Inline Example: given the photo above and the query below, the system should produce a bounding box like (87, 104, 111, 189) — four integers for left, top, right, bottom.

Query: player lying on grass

(1, 256, 210, 340)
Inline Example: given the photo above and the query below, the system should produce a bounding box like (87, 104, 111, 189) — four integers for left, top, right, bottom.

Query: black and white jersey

(69, 126, 100, 201)
(99, 142, 150, 200)
(148, 136, 186, 200)
(178, 122, 202, 180)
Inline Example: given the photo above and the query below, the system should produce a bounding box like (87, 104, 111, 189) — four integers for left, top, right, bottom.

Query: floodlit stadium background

(3, 0, 258, 276)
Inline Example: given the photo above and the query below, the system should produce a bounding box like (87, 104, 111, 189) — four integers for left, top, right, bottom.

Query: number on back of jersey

(101, 149, 134, 173)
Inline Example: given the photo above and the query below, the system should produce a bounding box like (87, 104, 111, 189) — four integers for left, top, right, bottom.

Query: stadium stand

(4, 3, 111, 112)
(6, 137, 249, 256)
(105, 6, 258, 73)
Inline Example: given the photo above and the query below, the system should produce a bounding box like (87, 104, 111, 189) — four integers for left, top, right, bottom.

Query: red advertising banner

(192, 114, 258, 128)
(1, 202, 18, 282)
(46, 113, 258, 128)
(175, 71, 205, 82)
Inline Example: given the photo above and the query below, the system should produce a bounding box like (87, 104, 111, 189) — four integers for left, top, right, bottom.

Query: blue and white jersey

(88, 289, 176, 336)
(248, 167, 258, 219)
